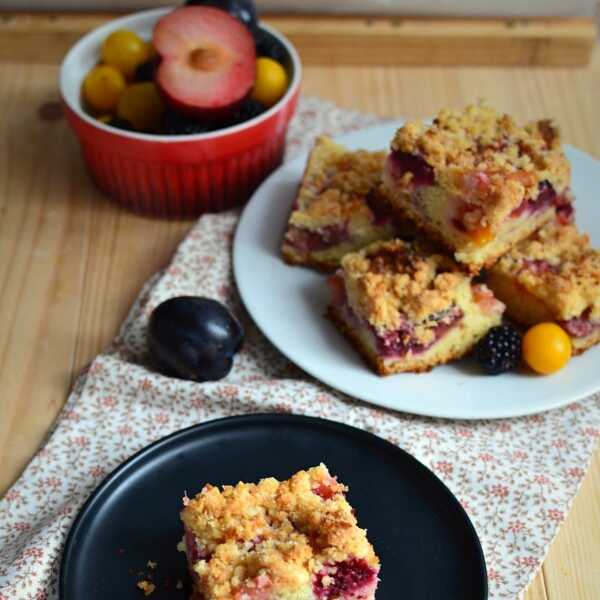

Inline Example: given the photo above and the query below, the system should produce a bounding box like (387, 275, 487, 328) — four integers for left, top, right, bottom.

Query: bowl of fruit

(60, 1, 301, 217)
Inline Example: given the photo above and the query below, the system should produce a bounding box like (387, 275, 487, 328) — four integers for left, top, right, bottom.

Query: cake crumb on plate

(137, 580, 156, 596)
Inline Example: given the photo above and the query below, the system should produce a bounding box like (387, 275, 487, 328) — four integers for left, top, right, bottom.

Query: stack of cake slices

(281, 104, 600, 374)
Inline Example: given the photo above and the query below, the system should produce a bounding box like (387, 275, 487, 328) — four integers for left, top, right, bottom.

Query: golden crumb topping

(340, 239, 470, 341)
(390, 104, 571, 227)
(181, 465, 378, 600)
(493, 221, 600, 320)
(290, 136, 386, 229)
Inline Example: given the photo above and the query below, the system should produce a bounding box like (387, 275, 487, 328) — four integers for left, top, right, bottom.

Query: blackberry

(476, 325, 522, 375)
(254, 28, 288, 63)
(231, 98, 266, 124)
(134, 57, 159, 82)
(161, 110, 213, 135)
(184, 0, 257, 31)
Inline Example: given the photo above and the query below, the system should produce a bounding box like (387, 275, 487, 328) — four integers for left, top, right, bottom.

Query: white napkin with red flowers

(1, 96, 599, 600)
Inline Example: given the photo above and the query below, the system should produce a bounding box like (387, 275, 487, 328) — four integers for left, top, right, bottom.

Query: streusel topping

(340, 239, 466, 337)
(181, 465, 378, 599)
(494, 221, 600, 320)
(389, 104, 571, 227)
(291, 136, 386, 228)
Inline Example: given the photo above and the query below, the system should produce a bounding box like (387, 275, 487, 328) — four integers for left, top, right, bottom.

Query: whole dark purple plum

(148, 296, 244, 382)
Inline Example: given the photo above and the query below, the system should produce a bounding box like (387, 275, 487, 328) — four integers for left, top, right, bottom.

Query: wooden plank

(542, 450, 600, 600)
(0, 12, 595, 66)
(268, 15, 597, 67)
(527, 573, 550, 600)
(0, 63, 93, 496)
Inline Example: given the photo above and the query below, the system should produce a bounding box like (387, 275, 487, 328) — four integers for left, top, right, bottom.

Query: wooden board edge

(0, 12, 596, 66)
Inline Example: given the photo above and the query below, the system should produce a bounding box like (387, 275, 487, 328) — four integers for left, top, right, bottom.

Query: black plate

(60, 414, 487, 599)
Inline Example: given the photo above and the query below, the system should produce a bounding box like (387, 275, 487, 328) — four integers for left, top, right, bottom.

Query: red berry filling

(284, 223, 350, 254)
(184, 526, 211, 564)
(388, 151, 573, 233)
(328, 274, 347, 307)
(554, 194, 574, 225)
(376, 307, 463, 358)
(313, 483, 336, 499)
(518, 263, 598, 341)
(330, 274, 463, 359)
(184, 527, 213, 591)
(509, 181, 556, 218)
(312, 475, 343, 500)
(365, 192, 396, 226)
(560, 309, 600, 339)
(388, 151, 435, 187)
(285, 188, 404, 258)
(313, 558, 378, 600)
(521, 258, 560, 276)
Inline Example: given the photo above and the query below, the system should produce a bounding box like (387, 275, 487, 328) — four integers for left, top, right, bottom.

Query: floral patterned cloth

(1, 96, 599, 600)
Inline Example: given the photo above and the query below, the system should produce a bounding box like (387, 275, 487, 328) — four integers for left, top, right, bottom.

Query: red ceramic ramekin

(60, 8, 301, 218)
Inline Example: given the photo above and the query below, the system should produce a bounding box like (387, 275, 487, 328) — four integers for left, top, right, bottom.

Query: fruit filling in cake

(487, 221, 600, 354)
(284, 222, 351, 254)
(327, 239, 504, 375)
(382, 104, 572, 272)
(329, 274, 465, 360)
(560, 309, 600, 340)
(282, 136, 412, 271)
(179, 464, 380, 600)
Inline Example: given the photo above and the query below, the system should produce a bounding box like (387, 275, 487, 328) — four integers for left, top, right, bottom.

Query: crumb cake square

(282, 135, 410, 272)
(180, 464, 380, 600)
(381, 104, 573, 273)
(487, 221, 600, 354)
(327, 239, 504, 375)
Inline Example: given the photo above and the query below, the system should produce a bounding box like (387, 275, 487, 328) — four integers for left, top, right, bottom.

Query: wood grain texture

(0, 33, 599, 600)
(542, 450, 600, 599)
(0, 12, 595, 66)
(267, 15, 597, 67)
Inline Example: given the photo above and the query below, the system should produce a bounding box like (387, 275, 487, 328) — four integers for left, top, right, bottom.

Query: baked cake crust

(328, 239, 504, 375)
(488, 221, 600, 354)
(384, 194, 556, 274)
(180, 465, 380, 600)
(327, 305, 469, 374)
(390, 104, 570, 225)
(492, 222, 599, 320)
(339, 239, 463, 340)
(382, 104, 573, 272)
(281, 136, 405, 272)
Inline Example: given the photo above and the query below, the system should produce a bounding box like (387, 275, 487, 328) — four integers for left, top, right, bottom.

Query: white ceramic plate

(233, 122, 600, 419)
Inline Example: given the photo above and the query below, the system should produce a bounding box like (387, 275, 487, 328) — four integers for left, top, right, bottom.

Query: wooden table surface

(1, 36, 599, 600)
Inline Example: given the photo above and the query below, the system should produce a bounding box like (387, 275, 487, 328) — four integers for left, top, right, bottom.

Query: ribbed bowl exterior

(64, 89, 299, 218)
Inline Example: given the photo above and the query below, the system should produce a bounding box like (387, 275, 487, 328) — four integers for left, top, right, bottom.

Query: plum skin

(148, 296, 244, 382)
(185, 0, 258, 31)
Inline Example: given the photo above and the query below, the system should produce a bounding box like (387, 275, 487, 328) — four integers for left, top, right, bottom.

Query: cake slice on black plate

(328, 238, 505, 375)
(180, 464, 380, 600)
